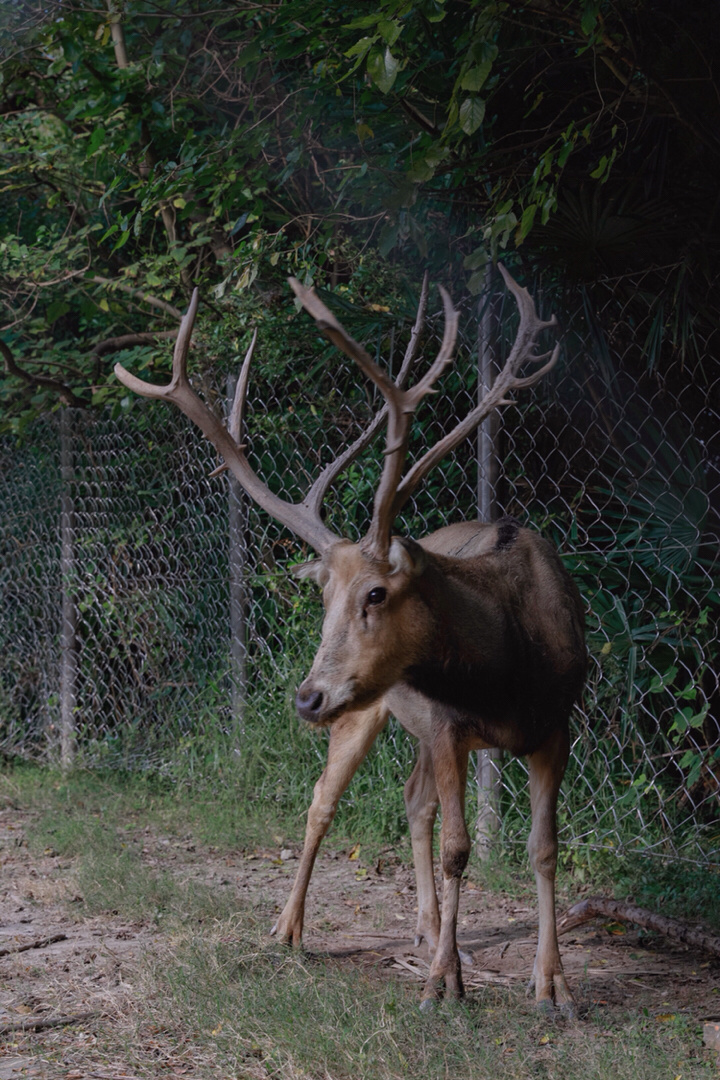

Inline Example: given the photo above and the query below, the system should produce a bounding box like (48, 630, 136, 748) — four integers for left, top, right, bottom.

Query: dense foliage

(1, 0, 720, 429)
(1, 1, 719, 846)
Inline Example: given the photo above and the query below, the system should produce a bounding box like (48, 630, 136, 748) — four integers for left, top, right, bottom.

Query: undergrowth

(6, 758, 719, 932)
(1, 764, 717, 1078)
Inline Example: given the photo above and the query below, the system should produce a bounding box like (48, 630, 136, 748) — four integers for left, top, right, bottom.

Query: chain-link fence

(2, 274, 719, 867)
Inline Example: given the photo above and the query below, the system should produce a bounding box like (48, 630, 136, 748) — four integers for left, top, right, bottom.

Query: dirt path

(0, 804, 718, 1078)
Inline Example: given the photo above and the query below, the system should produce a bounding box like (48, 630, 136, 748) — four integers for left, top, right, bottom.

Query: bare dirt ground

(0, 803, 718, 1078)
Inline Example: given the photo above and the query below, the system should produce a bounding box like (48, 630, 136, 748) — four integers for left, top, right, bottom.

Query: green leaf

(516, 202, 537, 244)
(367, 45, 400, 94)
(46, 300, 70, 324)
(237, 40, 262, 67)
(112, 229, 131, 252)
(459, 96, 485, 136)
(378, 19, 402, 47)
(581, 3, 599, 36)
(345, 35, 376, 60)
(460, 60, 492, 92)
(467, 268, 488, 294)
(378, 222, 399, 256)
(649, 666, 678, 693)
(345, 14, 382, 30)
(86, 125, 106, 158)
(463, 246, 488, 271)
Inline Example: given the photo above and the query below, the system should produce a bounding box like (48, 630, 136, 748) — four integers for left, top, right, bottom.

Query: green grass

(2, 763, 718, 1078)
(150, 924, 714, 1080)
(6, 758, 720, 933)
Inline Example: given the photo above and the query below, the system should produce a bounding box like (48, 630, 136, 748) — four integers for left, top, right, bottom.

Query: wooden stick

(0, 933, 68, 958)
(0, 1010, 99, 1035)
(558, 896, 720, 957)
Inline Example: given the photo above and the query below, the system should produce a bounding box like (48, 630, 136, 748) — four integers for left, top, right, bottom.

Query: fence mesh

(1, 274, 719, 866)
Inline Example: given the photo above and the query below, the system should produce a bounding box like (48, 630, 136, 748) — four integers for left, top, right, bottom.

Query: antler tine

(114, 288, 200, 400)
(509, 342, 561, 389)
(115, 292, 340, 555)
(170, 287, 200, 389)
(395, 271, 429, 389)
(228, 327, 258, 443)
(392, 265, 560, 518)
(288, 277, 401, 408)
(404, 285, 459, 405)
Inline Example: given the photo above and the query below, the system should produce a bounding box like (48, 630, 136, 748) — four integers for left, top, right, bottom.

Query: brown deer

(115, 266, 586, 1012)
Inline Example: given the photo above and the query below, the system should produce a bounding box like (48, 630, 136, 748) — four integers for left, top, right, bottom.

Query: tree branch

(90, 277, 183, 320)
(0, 340, 85, 407)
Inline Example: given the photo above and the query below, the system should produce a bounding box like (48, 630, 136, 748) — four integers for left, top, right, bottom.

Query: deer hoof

(559, 1000, 577, 1020)
(459, 947, 474, 967)
(269, 919, 302, 948)
(419, 996, 438, 1014)
(535, 998, 555, 1016)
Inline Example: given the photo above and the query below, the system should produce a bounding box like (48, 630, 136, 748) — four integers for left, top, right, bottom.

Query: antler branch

(114, 290, 340, 554)
(291, 276, 458, 561)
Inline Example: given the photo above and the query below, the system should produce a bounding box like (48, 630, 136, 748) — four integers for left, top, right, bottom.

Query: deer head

(115, 267, 559, 724)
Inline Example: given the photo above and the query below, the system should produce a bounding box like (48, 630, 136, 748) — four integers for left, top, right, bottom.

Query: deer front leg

(420, 735, 471, 1007)
(527, 724, 574, 1014)
(404, 739, 440, 952)
(270, 704, 388, 947)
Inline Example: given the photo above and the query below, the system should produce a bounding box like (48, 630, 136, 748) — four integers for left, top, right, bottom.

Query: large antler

(114, 290, 341, 554)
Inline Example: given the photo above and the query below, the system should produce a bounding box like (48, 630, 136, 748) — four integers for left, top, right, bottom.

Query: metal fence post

(59, 406, 77, 770)
(475, 272, 503, 858)
(227, 375, 248, 734)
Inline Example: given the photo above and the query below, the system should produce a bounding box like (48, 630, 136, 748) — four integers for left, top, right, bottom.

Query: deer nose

(295, 682, 324, 721)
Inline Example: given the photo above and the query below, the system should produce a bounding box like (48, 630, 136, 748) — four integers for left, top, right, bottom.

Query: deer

(114, 265, 587, 1012)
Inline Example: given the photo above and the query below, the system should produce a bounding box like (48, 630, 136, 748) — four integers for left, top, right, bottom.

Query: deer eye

(366, 587, 387, 606)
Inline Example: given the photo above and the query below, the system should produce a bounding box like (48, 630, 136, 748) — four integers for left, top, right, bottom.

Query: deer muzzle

(295, 681, 325, 722)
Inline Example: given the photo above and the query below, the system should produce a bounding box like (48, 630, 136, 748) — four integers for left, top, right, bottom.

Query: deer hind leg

(527, 723, 574, 1014)
(271, 704, 388, 947)
(420, 735, 471, 1006)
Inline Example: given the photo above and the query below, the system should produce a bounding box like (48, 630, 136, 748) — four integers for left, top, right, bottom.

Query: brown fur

(277, 518, 587, 1010)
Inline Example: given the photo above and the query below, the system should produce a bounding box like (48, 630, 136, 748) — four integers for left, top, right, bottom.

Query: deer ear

(292, 558, 329, 585)
(388, 537, 427, 577)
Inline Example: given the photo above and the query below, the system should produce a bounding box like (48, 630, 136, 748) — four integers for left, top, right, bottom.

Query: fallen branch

(0, 1009, 99, 1035)
(558, 896, 720, 957)
(0, 932, 67, 958)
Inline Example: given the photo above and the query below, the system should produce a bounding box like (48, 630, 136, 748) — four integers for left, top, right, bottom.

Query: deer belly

(385, 685, 491, 748)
